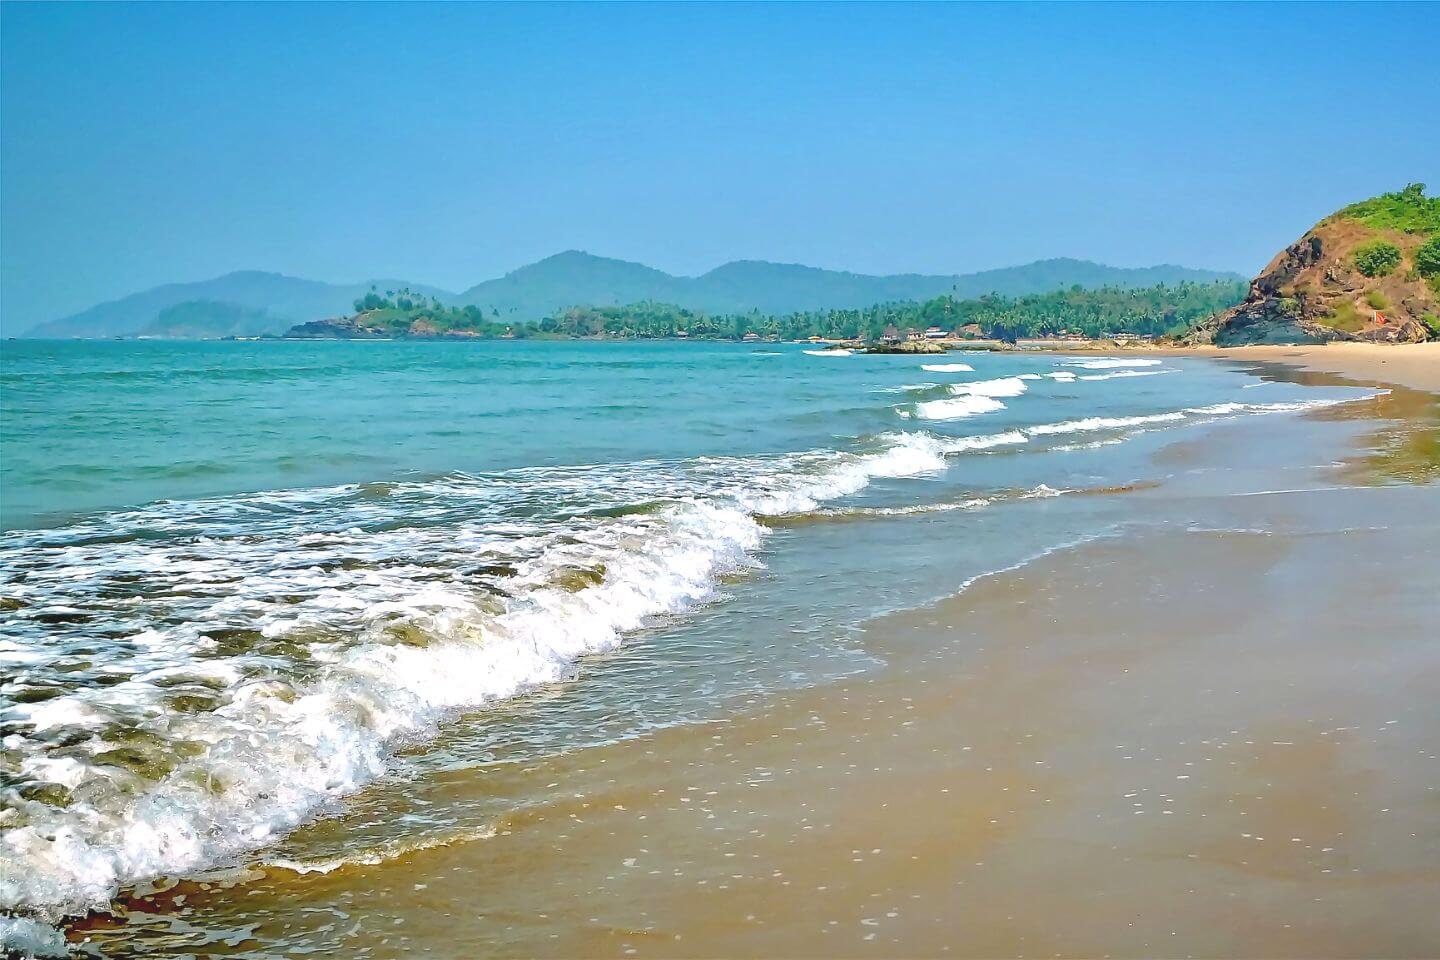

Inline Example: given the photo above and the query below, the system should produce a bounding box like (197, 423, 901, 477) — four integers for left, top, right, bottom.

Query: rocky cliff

(1191, 186, 1439, 346)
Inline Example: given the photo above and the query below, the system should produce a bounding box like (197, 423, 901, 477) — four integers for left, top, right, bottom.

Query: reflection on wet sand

(1224, 360, 1440, 485)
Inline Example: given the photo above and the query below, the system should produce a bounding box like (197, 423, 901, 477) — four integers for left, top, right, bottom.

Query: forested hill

(289, 280, 1247, 342)
(23, 253, 1243, 339)
(454, 251, 1245, 322)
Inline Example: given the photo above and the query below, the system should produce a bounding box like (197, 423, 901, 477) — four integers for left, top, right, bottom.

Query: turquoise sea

(0, 339, 1380, 943)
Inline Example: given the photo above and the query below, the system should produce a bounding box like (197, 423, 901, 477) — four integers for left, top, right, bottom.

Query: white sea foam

(950, 375, 1033, 398)
(1045, 371, 1078, 382)
(1061, 358, 1164, 369)
(1051, 437, 1129, 451)
(1025, 412, 1190, 435)
(1022, 397, 1370, 438)
(0, 917, 68, 958)
(912, 395, 1008, 420)
(874, 383, 939, 394)
(266, 824, 499, 876)
(2, 500, 769, 922)
(804, 348, 852, 357)
(910, 375, 1035, 420)
(937, 429, 1030, 453)
(0, 432, 962, 924)
(1077, 369, 1178, 381)
(920, 363, 974, 373)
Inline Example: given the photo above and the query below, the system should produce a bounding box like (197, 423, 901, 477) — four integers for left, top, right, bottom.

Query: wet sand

(65, 359, 1440, 958)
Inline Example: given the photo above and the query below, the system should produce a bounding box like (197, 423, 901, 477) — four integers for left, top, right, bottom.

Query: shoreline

(60, 350, 1440, 957)
(17, 337, 1439, 393)
(1134, 342, 1439, 392)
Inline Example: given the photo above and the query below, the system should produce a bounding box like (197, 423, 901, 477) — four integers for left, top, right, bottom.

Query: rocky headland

(1190, 184, 1439, 346)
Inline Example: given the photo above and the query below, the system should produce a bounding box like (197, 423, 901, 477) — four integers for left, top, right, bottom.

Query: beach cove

(1, 341, 1436, 957)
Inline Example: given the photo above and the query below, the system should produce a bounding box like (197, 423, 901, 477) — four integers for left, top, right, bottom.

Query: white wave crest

(912, 395, 1007, 420)
(920, 362, 974, 372)
(936, 429, 1030, 453)
(909, 375, 1035, 419)
(950, 376, 1033, 398)
(1026, 412, 1189, 435)
(1061, 358, 1164, 369)
(804, 348, 852, 357)
(1077, 369, 1178, 381)
(266, 823, 498, 876)
(1023, 396, 1370, 438)
(1, 500, 767, 922)
(873, 382, 939, 394)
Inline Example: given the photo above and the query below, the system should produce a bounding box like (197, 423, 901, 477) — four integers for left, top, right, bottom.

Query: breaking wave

(0, 434, 952, 926)
(1061, 358, 1164, 369)
(911, 394, 1008, 420)
(905, 376, 1038, 421)
(0, 380, 1377, 941)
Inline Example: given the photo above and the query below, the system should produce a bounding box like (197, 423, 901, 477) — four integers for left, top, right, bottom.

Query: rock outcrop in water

(862, 340, 948, 354)
(1189, 185, 1440, 346)
(287, 313, 485, 339)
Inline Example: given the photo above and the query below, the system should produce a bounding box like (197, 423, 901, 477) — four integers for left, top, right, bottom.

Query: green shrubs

(1321, 301, 1364, 332)
(1335, 183, 1440, 235)
(1423, 313, 1440, 338)
(1365, 290, 1389, 310)
(1416, 235, 1440, 278)
(1353, 240, 1403, 278)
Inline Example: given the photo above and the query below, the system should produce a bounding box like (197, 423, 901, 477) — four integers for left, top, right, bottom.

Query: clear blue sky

(2, 1, 1436, 332)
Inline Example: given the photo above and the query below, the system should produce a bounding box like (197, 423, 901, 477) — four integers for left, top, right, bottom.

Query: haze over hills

(23, 271, 451, 340)
(23, 253, 1245, 339)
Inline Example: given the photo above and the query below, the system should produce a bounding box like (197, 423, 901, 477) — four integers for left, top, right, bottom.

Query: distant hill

(24, 255, 1245, 339)
(138, 300, 280, 339)
(23, 271, 450, 339)
(458, 252, 1245, 321)
(1191, 184, 1440, 345)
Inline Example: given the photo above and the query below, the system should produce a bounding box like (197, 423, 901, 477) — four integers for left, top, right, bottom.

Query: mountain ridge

(23, 253, 1245, 339)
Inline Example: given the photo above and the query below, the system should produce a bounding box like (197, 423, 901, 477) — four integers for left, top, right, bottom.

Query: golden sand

(1111, 342, 1439, 393)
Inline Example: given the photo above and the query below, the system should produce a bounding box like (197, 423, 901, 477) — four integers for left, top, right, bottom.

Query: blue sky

(2, 1, 1437, 332)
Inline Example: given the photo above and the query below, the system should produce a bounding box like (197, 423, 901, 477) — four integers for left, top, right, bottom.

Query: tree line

(347, 280, 1247, 342)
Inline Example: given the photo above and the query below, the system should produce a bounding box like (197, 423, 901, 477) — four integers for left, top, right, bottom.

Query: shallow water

(0, 340, 1382, 950)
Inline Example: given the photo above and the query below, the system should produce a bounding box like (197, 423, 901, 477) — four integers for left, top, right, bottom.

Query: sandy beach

(58, 347, 1438, 958)
(1171, 343, 1440, 392)
(1000, 342, 1440, 392)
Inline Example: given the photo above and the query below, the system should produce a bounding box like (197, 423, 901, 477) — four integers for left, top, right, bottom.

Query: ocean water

(0, 340, 1379, 947)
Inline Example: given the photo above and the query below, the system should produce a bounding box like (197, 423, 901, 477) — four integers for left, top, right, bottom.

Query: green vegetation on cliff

(299, 289, 513, 337)
(1415, 236, 1440, 295)
(1331, 183, 1440, 235)
(1352, 240, 1403, 278)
